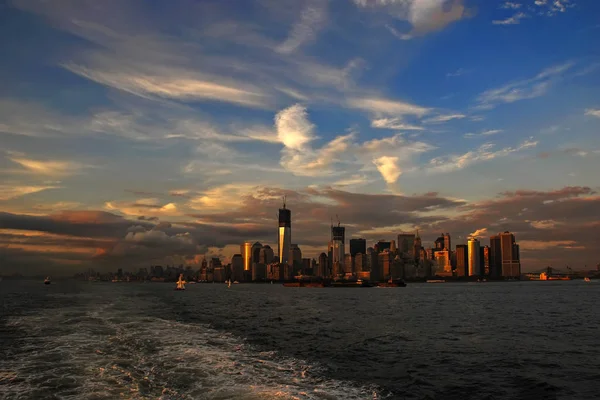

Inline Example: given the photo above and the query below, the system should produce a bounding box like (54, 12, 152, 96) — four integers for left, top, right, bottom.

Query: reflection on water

(1, 281, 599, 399)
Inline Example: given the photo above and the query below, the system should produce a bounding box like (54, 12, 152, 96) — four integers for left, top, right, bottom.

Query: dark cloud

(1, 187, 599, 274)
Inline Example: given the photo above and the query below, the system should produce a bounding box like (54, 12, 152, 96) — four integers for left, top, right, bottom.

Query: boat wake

(1, 296, 383, 399)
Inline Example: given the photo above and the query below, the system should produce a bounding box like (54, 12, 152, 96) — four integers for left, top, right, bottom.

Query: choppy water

(1, 281, 599, 399)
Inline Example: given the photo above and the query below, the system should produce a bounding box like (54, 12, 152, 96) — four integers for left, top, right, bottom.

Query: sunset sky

(1, 0, 599, 275)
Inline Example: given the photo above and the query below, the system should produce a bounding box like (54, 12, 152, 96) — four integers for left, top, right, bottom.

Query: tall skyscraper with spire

(331, 218, 345, 275)
(278, 196, 291, 265)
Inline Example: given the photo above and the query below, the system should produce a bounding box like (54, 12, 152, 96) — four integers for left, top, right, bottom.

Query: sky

(1, 0, 599, 275)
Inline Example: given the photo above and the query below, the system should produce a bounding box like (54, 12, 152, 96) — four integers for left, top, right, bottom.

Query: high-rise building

(434, 250, 452, 276)
(332, 224, 345, 272)
(278, 199, 291, 265)
(443, 233, 452, 252)
(369, 249, 380, 280)
(241, 242, 253, 272)
(414, 230, 422, 260)
(259, 245, 274, 264)
(483, 245, 490, 276)
(231, 254, 244, 282)
(468, 237, 481, 276)
(455, 244, 468, 277)
(378, 250, 392, 279)
(252, 242, 262, 264)
(344, 253, 352, 274)
(366, 247, 375, 271)
(434, 234, 445, 250)
(301, 258, 311, 275)
(355, 253, 364, 273)
(397, 233, 416, 257)
(375, 240, 391, 253)
(317, 252, 328, 277)
(390, 240, 397, 253)
(500, 231, 521, 278)
(349, 238, 366, 257)
(489, 235, 502, 278)
(291, 244, 302, 265)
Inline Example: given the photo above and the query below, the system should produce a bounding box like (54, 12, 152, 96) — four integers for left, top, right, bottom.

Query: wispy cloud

(276, 0, 328, 54)
(423, 114, 466, 124)
(355, 0, 471, 39)
(347, 97, 430, 117)
(463, 129, 503, 138)
(0, 185, 61, 201)
(428, 138, 538, 173)
(371, 118, 424, 131)
(501, 2, 522, 9)
(476, 62, 574, 109)
(8, 156, 83, 177)
(585, 109, 600, 118)
(492, 12, 527, 25)
(446, 68, 469, 77)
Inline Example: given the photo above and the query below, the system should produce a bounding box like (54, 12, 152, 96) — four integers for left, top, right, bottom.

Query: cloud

(476, 62, 574, 109)
(446, 68, 468, 77)
(275, 104, 315, 151)
(276, 0, 328, 54)
(530, 220, 561, 229)
(428, 138, 538, 172)
(585, 109, 600, 118)
(8, 156, 82, 177)
(371, 118, 424, 131)
(373, 156, 402, 184)
(492, 12, 527, 25)
(463, 129, 503, 138)
(355, 0, 470, 39)
(469, 228, 488, 238)
(422, 114, 466, 124)
(64, 64, 271, 109)
(501, 2, 522, 9)
(105, 199, 181, 217)
(0, 185, 60, 201)
(346, 97, 430, 117)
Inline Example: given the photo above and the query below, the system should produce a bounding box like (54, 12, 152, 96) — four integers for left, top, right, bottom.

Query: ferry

(426, 279, 446, 283)
(584, 277, 591, 282)
(175, 274, 186, 291)
(540, 272, 570, 281)
(376, 279, 407, 288)
(44, 277, 51, 285)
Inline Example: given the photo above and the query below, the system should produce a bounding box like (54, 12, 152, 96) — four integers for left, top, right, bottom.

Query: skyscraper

(278, 198, 291, 265)
(434, 234, 445, 250)
(331, 224, 345, 273)
(489, 235, 502, 278)
(241, 242, 253, 272)
(500, 231, 521, 278)
(317, 252, 328, 277)
(259, 245, 274, 264)
(414, 230, 422, 261)
(455, 244, 468, 277)
(443, 233, 452, 252)
(349, 238, 366, 257)
(468, 237, 481, 276)
(397, 233, 416, 257)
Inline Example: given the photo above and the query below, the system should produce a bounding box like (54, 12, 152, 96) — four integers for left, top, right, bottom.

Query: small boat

(426, 279, 446, 283)
(227, 279, 231, 288)
(584, 277, 591, 282)
(175, 274, 186, 291)
(233, 281, 240, 284)
(44, 277, 51, 285)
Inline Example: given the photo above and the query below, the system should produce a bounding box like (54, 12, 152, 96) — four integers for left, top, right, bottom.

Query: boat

(584, 277, 591, 282)
(377, 278, 407, 288)
(233, 281, 240, 284)
(426, 279, 446, 283)
(175, 274, 186, 291)
(44, 277, 51, 285)
(227, 279, 231, 288)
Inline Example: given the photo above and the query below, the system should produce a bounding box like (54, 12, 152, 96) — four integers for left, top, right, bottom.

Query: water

(1, 281, 599, 399)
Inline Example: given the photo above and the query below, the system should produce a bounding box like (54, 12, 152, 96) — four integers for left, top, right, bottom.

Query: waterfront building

(434, 234, 445, 250)
(397, 233, 416, 258)
(444, 233, 452, 252)
(391, 255, 404, 279)
(390, 240, 397, 254)
(291, 243, 302, 265)
(241, 242, 253, 272)
(414, 231, 422, 261)
(378, 250, 392, 279)
(355, 253, 364, 273)
(434, 250, 452, 276)
(483, 245, 490, 276)
(349, 238, 366, 257)
(489, 235, 502, 278)
(468, 237, 481, 276)
(375, 240, 391, 253)
(331, 224, 346, 272)
(278, 198, 292, 265)
(259, 245, 274, 264)
(301, 258, 312, 275)
(344, 253, 353, 274)
(231, 254, 244, 281)
(252, 263, 267, 281)
(455, 244, 468, 277)
(318, 252, 328, 277)
(500, 231, 521, 278)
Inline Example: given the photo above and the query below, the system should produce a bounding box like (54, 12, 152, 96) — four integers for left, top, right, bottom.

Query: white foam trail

(1, 296, 384, 399)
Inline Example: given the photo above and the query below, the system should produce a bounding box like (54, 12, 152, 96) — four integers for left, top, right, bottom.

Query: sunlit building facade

(468, 237, 481, 276)
(278, 200, 292, 265)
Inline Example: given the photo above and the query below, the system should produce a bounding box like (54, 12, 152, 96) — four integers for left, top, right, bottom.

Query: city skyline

(1, 0, 599, 275)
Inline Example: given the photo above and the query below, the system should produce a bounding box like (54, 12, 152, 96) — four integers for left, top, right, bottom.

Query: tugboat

(44, 276, 51, 285)
(584, 277, 591, 282)
(175, 274, 186, 291)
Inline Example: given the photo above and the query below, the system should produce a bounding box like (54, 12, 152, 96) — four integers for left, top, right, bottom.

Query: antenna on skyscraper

(282, 195, 286, 209)
(336, 214, 340, 227)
